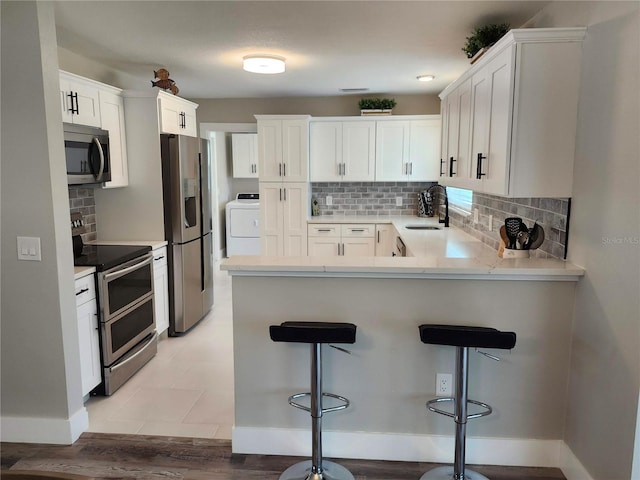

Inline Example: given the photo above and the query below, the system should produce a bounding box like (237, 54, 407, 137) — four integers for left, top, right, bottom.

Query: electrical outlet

(436, 373, 452, 396)
(488, 214, 493, 231)
(396, 197, 403, 207)
(326, 195, 332, 206)
(473, 208, 479, 224)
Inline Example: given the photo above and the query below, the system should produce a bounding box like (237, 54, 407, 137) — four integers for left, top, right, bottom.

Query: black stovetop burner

(73, 243, 152, 272)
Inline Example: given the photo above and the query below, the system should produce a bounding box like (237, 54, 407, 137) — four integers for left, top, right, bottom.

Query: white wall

(0, 1, 87, 443)
(525, 3, 640, 479)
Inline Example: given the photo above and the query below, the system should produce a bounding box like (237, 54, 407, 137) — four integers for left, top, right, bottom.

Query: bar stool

(419, 324, 516, 480)
(270, 321, 357, 480)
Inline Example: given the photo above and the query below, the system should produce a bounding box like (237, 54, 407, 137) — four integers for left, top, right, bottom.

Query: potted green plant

(359, 98, 397, 115)
(462, 23, 510, 63)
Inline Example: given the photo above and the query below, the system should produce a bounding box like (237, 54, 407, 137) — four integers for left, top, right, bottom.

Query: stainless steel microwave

(64, 123, 111, 185)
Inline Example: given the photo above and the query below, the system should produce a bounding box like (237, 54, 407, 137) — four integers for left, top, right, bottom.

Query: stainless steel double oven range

(74, 242, 157, 395)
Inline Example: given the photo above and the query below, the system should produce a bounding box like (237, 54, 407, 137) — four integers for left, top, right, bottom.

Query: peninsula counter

(221, 222, 584, 468)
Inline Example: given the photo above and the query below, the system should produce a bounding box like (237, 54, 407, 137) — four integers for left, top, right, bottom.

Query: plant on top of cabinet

(359, 98, 396, 115)
(462, 23, 510, 62)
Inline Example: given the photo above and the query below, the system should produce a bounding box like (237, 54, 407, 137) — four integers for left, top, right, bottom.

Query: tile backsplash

(68, 186, 97, 242)
(311, 182, 437, 216)
(448, 192, 569, 259)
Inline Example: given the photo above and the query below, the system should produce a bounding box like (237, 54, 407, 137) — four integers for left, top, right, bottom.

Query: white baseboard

(560, 443, 596, 480)
(232, 427, 563, 466)
(1, 407, 89, 444)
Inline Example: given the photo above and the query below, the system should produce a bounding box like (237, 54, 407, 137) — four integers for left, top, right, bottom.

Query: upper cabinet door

(408, 118, 441, 182)
(342, 121, 375, 181)
(158, 93, 198, 137)
(59, 72, 101, 127)
(281, 119, 309, 182)
(375, 121, 410, 181)
(232, 133, 258, 178)
(310, 122, 342, 182)
(257, 119, 283, 181)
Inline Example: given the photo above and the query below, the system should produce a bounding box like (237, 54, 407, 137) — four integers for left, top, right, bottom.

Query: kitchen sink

(404, 225, 441, 230)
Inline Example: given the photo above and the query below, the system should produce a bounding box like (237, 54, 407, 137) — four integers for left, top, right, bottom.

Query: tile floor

(85, 262, 234, 439)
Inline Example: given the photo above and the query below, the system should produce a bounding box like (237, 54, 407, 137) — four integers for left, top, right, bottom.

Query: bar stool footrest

(426, 397, 493, 420)
(288, 392, 350, 414)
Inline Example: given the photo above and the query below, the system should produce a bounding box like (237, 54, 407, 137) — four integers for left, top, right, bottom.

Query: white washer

(225, 193, 260, 256)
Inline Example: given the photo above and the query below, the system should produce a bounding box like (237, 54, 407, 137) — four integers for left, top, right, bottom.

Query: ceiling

(53, 1, 549, 99)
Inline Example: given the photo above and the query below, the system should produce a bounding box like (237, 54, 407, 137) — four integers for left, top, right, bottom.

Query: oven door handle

(109, 331, 158, 374)
(103, 254, 153, 282)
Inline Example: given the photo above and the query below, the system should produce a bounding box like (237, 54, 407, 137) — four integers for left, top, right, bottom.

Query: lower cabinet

(152, 245, 170, 334)
(260, 182, 309, 256)
(75, 274, 101, 397)
(308, 224, 375, 257)
(375, 224, 398, 257)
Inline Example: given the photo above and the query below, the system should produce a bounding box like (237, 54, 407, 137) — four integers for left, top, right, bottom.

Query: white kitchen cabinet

(375, 118, 441, 182)
(99, 90, 129, 188)
(439, 28, 585, 197)
(375, 223, 398, 257)
(232, 133, 258, 178)
(158, 91, 198, 137)
(75, 273, 101, 397)
(256, 115, 310, 182)
(309, 120, 375, 181)
(59, 71, 102, 127)
(152, 245, 169, 335)
(260, 182, 309, 256)
(308, 223, 375, 257)
(439, 77, 474, 189)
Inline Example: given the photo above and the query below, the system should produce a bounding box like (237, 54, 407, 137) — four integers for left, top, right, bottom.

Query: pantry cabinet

(375, 117, 441, 182)
(232, 133, 259, 178)
(75, 272, 101, 396)
(158, 91, 198, 137)
(59, 70, 102, 127)
(308, 224, 375, 257)
(309, 120, 375, 181)
(439, 28, 585, 197)
(260, 182, 309, 256)
(256, 115, 310, 182)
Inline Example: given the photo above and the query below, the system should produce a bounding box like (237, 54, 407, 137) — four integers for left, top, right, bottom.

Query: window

(446, 187, 473, 214)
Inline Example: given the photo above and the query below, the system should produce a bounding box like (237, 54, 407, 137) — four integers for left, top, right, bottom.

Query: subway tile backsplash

(312, 182, 569, 259)
(448, 192, 569, 259)
(311, 182, 437, 216)
(68, 186, 97, 242)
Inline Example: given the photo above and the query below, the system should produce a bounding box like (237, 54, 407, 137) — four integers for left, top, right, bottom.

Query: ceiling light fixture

(243, 55, 286, 74)
(417, 75, 435, 82)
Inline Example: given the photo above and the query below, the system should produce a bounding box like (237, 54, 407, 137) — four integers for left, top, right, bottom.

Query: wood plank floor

(1, 433, 565, 480)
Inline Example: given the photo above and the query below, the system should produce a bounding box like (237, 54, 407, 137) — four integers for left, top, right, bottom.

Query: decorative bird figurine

(151, 68, 179, 95)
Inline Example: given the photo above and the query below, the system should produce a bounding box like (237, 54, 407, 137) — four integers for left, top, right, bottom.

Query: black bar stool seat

(270, 321, 357, 480)
(419, 324, 516, 480)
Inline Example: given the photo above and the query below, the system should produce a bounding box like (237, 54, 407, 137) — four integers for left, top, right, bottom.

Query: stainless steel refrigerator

(161, 134, 214, 335)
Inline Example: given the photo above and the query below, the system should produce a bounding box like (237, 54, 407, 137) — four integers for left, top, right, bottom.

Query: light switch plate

(17, 236, 42, 261)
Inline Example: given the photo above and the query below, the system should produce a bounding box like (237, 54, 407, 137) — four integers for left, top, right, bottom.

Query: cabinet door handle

(279, 188, 282, 201)
(279, 163, 282, 176)
(377, 231, 380, 243)
(283, 188, 287, 201)
(449, 156, 457, 177)
(283, 163, 286, 177)
(409, 162, 413, 175)
(75, 287, 89, 296)
(440, 158, 445, 176)
(476, 153, 487, 179)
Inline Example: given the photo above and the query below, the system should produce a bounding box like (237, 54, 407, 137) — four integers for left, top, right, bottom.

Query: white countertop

(223, 216, 585, 281)
(74, 266, 95, 280)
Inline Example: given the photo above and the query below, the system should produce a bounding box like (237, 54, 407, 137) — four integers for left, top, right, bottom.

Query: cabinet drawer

(153, 246, 168, 271)
(308, 224, 340, 237)
(75, 275, 96, 307)
(341, 224, 375, 237)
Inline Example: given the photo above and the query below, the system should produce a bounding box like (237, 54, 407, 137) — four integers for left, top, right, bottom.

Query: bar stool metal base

(279, 460, 355, 480)
(420, 466, 490, 480)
